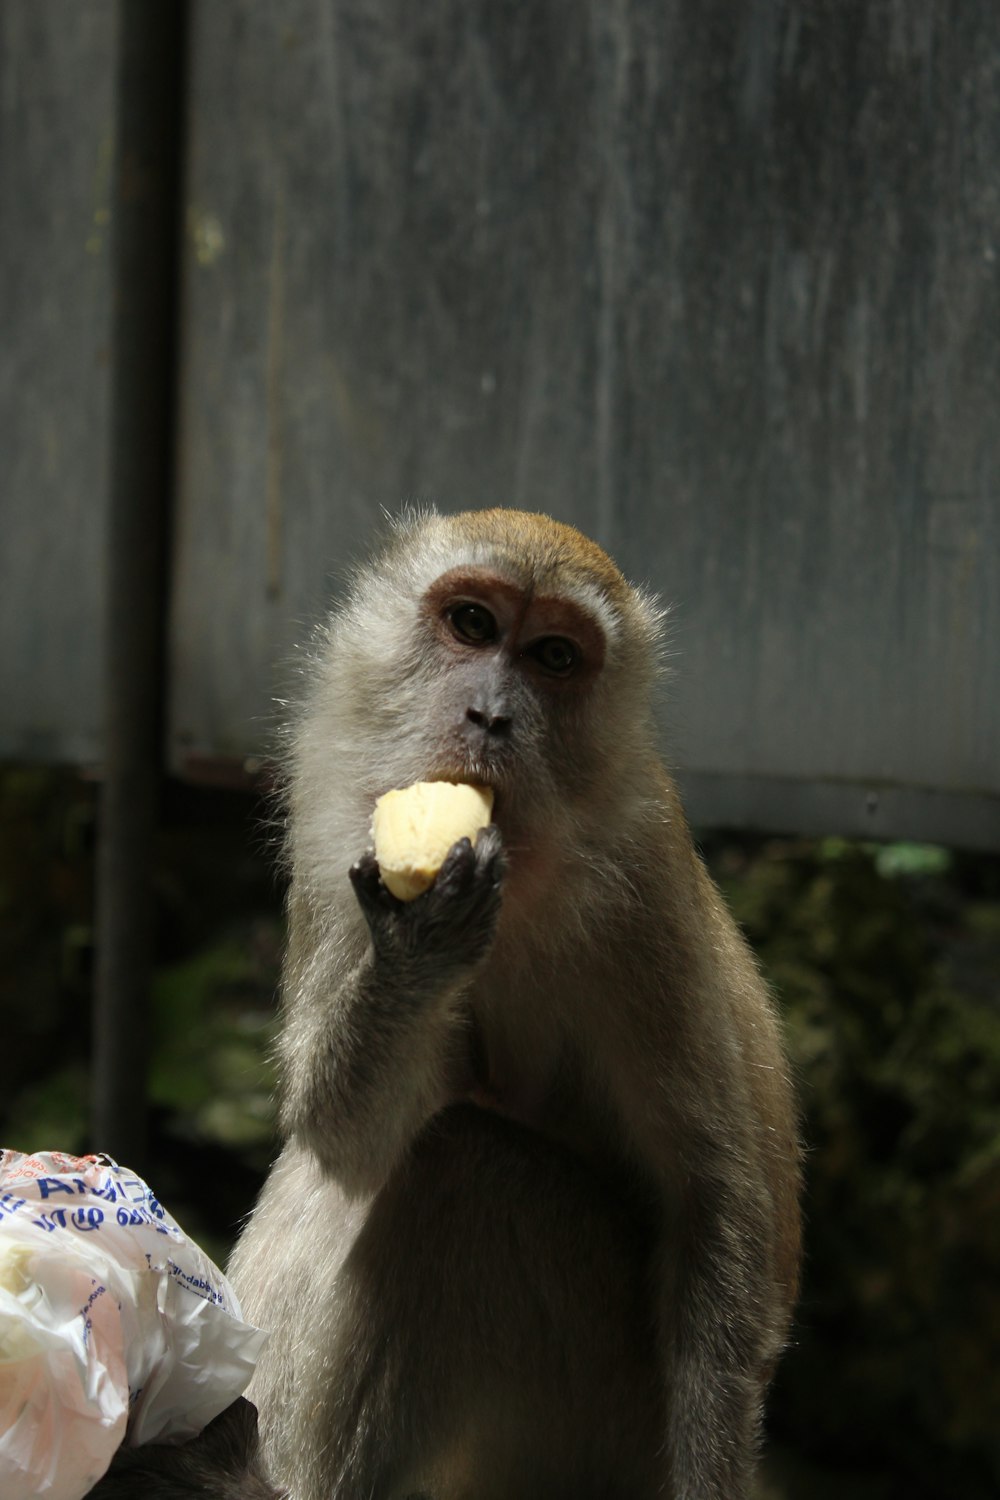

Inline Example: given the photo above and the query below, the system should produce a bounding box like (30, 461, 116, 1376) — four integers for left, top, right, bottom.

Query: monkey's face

(413, 565, 610, 808)
(293, 512, 663, 881)
(320, 552, 646, 913)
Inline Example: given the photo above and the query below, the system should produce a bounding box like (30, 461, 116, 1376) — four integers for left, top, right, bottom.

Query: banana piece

(372, 781, 494, 901)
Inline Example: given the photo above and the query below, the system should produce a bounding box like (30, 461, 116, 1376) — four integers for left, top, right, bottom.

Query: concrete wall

(3, 1, 998, 845)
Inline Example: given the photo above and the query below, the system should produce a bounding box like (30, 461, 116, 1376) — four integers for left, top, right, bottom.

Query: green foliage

(4, 1065, 90, 1156)
(141, 929, 282, 1265)
(149, 938, 280, 1157)
(709, 837, 1000, 1496)
(0, 768, 96, 1156)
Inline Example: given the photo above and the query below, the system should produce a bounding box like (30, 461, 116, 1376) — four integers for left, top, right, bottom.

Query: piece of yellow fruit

(372, 781, 494, 901)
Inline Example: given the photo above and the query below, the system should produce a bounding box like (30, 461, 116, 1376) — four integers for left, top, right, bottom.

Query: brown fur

(229, 509, 800, 1499)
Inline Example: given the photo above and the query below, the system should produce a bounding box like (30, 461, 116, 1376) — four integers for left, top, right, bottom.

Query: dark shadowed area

(2, 768, 998, 1498)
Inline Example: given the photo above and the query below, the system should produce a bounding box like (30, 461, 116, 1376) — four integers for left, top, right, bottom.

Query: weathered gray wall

(0, 2, 117, 765)
(3, 1, 999, 845)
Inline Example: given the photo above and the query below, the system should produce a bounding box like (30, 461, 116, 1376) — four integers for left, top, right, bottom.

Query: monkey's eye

(448, 602, 498, 645)
(529, 636, 579, 676)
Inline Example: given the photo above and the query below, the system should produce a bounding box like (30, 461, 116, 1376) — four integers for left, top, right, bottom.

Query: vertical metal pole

(92, 0, 187, 1168)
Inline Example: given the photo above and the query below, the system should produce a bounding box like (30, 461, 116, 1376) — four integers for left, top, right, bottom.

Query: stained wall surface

(0, 2, 117, 765)
(3, 2, 998, 845)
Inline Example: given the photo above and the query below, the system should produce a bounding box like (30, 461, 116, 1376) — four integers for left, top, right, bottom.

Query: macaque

(87, 1398, 285, 1499)
(228, 509, 801, 1499)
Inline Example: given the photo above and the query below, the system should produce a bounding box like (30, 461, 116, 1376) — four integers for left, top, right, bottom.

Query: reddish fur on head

(442, 508, 634, 606)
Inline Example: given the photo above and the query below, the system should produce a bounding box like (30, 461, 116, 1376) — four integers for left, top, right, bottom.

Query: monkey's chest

(332, 1105, 661, 1498)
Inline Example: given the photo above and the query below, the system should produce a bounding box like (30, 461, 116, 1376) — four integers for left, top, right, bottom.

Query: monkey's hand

(280, 828, 505, 1194)
(349, 823, 505, 979)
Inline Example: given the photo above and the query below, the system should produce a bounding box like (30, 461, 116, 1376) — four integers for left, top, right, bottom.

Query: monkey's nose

(466, 706, 512, 737)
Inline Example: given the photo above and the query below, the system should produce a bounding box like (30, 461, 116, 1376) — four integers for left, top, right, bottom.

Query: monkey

(228, 508, 801, 1500)
(86, 1397, 287, 1499)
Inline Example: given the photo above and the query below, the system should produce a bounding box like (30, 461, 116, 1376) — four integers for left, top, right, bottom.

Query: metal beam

(92, 0, 188, 1168)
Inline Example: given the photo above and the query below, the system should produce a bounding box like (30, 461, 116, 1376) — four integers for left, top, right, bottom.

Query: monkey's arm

(607, 1061, 789, 1500)
(277, 827, 505, 1196)
(597, 898, 797, 1496)
(658, 1137, 780, 1499)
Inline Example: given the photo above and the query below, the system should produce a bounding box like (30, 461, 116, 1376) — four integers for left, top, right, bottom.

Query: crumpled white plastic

(0, 1150, 267, 1500)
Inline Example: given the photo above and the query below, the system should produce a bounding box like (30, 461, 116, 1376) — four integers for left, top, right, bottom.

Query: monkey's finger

(349, 851, 393, 906)
(434, 836, 477, 897)
(473, 823, 506, 880)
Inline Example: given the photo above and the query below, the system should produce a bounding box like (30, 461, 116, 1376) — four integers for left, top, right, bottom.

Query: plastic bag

(0, 1150, 267, 1500)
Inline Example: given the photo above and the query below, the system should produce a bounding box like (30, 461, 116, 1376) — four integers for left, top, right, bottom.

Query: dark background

(4, 767, 998, 1499)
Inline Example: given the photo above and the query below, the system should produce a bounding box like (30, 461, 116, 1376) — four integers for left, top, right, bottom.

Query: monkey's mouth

(431, 763, 502, 820)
